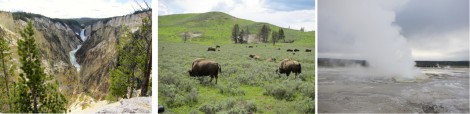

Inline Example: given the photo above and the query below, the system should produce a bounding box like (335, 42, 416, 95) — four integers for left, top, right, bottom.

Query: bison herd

(191, 45, 309, 84)
(188, 57, 302, 84)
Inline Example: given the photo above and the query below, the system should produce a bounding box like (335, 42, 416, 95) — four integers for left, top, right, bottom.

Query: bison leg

(215, 75, 218, 84)
(209, 76, 213, 83)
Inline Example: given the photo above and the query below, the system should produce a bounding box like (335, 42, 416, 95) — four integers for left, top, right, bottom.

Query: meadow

(158, 42, 315, 113)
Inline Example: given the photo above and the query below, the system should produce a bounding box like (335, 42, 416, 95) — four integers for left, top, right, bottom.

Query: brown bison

(286, 49, 293, 52)
(249, 54, 260, 60)
(216, 45, 221, 48)
(305, 49, 312, 52)
(294, 49, 300, 52)
(207, 47, 216, 51)
(248, 46, 254, 48)
(267, 58, 277, 62)
(276, 59, 301, 78)
(188, 58, 222, 84)
(277, 48, 281, 50)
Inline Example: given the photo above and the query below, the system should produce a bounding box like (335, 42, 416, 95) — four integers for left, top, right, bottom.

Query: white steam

(319, 0, 426, 81)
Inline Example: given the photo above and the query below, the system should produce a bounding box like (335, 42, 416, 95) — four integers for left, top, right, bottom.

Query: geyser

(319, 0, 426, 82)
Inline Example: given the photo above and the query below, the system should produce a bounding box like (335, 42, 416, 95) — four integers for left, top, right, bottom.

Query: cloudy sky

(159, 0, 316, 31)
(0, 0, 151, 18)
(319, 0, 469, 61)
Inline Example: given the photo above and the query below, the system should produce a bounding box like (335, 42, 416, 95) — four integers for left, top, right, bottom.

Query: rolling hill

(158, 11, 315, 45)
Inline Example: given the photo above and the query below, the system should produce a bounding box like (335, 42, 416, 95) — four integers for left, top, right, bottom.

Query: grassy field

(158, 12, 315, 45)
(158, 42, 315, 113)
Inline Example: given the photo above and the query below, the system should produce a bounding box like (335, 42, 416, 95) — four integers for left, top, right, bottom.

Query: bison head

(188, 70, 195, 76)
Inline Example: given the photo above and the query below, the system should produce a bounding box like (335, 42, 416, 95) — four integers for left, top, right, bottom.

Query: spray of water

(320, 0, 427, 82)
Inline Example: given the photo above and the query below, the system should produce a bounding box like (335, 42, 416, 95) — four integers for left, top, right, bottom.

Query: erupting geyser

(320, 0, 427, 82)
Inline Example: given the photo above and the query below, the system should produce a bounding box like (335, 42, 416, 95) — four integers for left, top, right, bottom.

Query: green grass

(158, 12, 315, 45)
(158, 43, 315, 113)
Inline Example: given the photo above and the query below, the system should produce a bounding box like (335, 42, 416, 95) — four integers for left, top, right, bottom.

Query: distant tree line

(231, 24, 285, 44)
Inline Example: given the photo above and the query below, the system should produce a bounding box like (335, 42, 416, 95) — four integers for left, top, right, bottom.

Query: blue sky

(0, 0, 152, 18)
(159, 0, 316, 31)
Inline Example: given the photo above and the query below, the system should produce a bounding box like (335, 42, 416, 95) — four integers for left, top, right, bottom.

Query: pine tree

(12, 20, 67, 113)
(109, 26, 135, 100)
(259, 25, 270, 43)
(239, 29, 245, 43)
(0, 29, 15, 112)
(232, 24, 240, 44)
(278, 28, 285, 43)
(137, 16, 152, 97)
(272, 31, 278, 46)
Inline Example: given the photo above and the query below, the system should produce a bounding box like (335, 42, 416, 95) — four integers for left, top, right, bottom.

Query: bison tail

(218, 64, 222, 74)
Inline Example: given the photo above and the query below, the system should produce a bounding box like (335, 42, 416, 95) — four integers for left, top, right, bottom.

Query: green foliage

(109, 13, 153, 99)
(259, 24, 270, 43)
(12, 21, 67, 113)
(232, 24, 240, 43)
(109, 26, 135, 100)
(0, 28, 15, 112)
(158, 43, 315, 113)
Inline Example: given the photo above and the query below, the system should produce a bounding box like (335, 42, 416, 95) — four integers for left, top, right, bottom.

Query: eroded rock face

(0, 11, 82, 97)
(96, 97, 152, 113)
(76, 12, 150, 99)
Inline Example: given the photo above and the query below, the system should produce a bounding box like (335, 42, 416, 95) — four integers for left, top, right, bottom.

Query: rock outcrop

(76, 11, 150, 99)
(0, 11, 82, 98)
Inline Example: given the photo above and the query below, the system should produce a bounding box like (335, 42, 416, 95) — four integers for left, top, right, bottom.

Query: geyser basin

(318, 67, 469, 113)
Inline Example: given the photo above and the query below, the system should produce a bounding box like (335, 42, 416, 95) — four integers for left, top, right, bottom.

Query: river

(69, 29, 86, 72)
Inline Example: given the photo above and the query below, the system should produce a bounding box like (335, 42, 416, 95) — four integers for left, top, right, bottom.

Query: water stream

(69, 29, 86, 72)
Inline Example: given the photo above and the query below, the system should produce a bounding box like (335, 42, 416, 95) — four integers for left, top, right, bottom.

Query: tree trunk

(129, 66, 135, 98)
(140, 46, 151, 96)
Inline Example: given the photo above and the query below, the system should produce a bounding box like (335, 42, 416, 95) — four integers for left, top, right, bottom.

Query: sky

(318, 0, 469, 61)
(0, 0, 152, 18)
(158, 0, 316, 31)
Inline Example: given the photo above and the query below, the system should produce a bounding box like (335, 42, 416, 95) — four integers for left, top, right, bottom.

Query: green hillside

(158, 12, 315, 45)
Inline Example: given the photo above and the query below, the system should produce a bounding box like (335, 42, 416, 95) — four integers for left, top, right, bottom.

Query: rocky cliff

(76, 11, 150, 99)
(0, 10, 150, 102)
(0, 11, 82, 98)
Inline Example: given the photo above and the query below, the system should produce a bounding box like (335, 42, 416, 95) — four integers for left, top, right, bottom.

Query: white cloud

(0, 0, 151, 18)
(159, 0, 315, 31)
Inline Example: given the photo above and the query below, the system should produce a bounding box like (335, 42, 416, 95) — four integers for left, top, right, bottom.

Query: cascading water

(69, 29, 86, 72)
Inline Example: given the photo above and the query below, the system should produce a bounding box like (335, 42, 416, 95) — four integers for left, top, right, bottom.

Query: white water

(69, 29, 86, 72)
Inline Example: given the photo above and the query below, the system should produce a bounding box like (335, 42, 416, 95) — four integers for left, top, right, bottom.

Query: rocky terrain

(0, 10, 151, 107)
(77, 12, 149, 99)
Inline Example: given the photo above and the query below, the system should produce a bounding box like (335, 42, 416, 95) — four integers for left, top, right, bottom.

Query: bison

(276, 59, 301, 78)
(188, 58, 222, 84)
(248, 46, 254, 48)
(207, 47, 216, 51)
(249, 54, 260, 60)
(277, 48, 281, 50)
(305, 49, 312, 52)
(216, 45, 221, 48)
(267, 58, 277, 62)
(294, 49, 300, 52)
(286, 49, 293, 52)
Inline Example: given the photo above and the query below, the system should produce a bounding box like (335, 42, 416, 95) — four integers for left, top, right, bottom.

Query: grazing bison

(207, 47, 216, 51)
(286, 49, 293, 52)
(248, 46, 254, 48)
(277, 48, 281, 50)
(267, 58, 277, 62)
(216, 45, 221, 48)
(276, 59, 301, 78)
(188, 58, 222, 84)
(305, 49, 312, 52)
(294, 49, 300, 52)
(249, 54, 260, 60)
